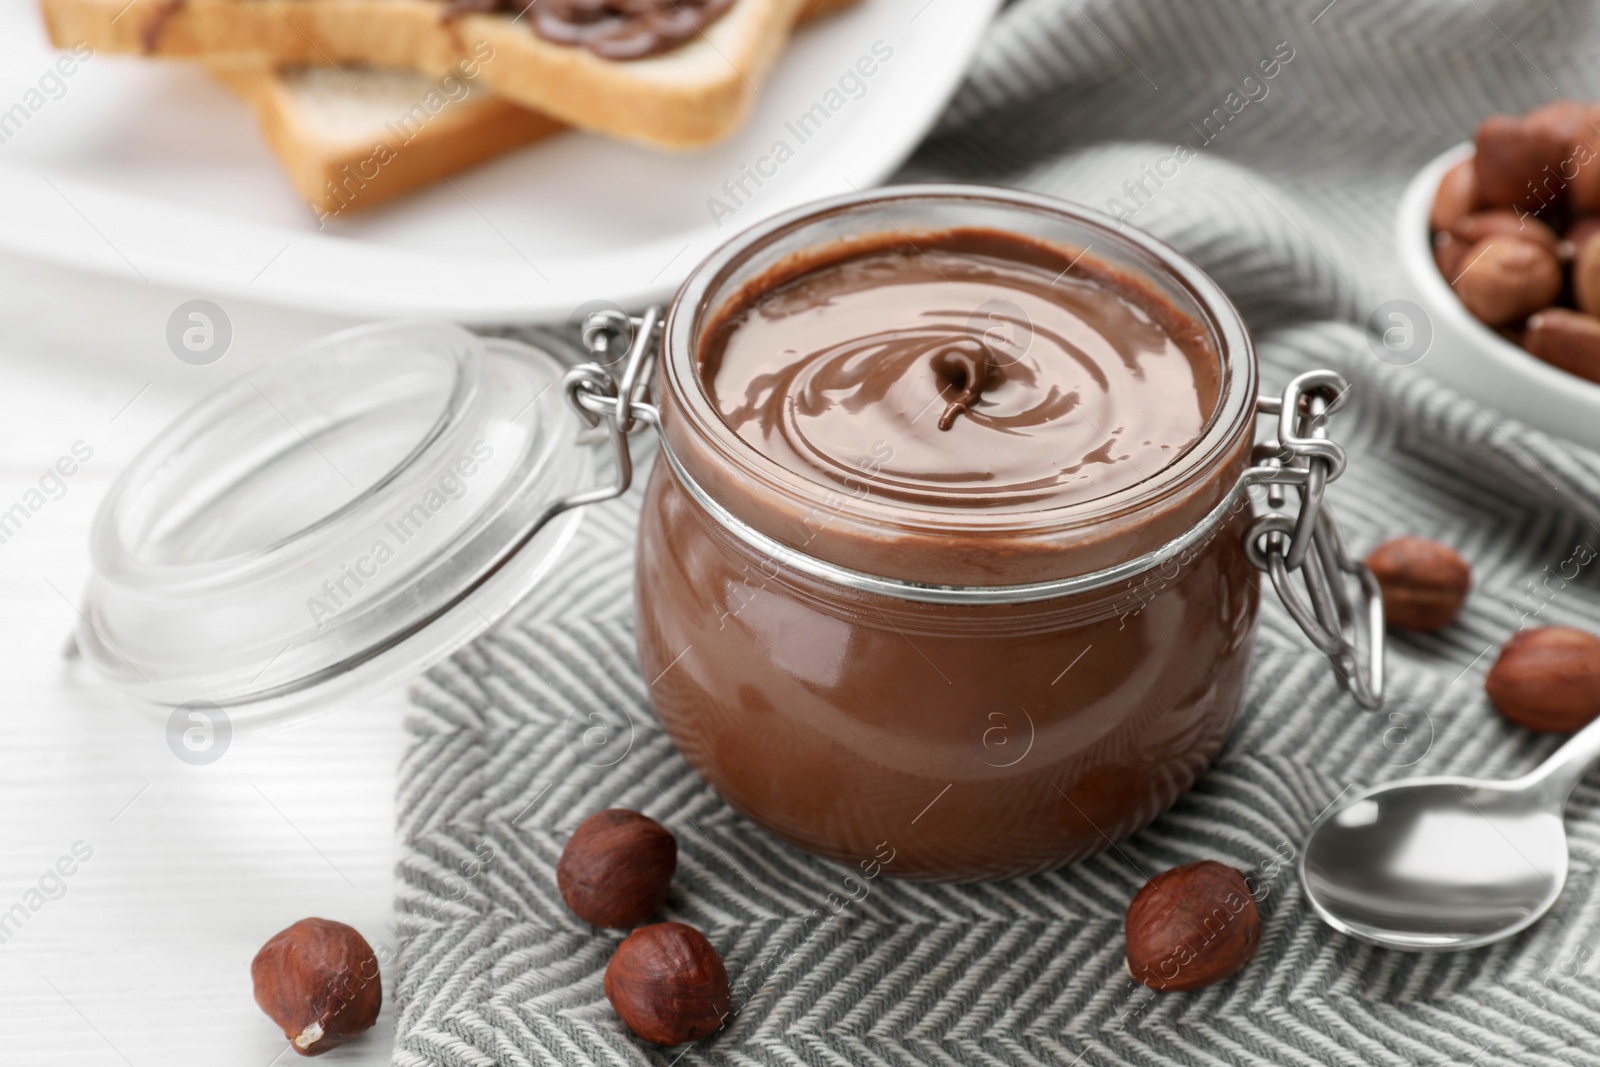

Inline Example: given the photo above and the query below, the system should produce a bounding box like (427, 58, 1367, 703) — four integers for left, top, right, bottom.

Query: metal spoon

(1299, 714, 1600, 950)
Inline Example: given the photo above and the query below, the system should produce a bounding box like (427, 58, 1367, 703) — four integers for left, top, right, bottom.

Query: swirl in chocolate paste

(699, 230, 1221, 514)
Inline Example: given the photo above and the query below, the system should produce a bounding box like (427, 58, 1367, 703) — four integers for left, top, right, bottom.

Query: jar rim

(660, 184, 1259, 583)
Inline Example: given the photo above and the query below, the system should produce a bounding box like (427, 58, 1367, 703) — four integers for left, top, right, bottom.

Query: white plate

(0, 0, 998, 323)
(1395, 144, 1600, 449)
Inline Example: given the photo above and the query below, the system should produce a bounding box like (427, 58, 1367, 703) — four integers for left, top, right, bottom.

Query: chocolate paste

(699, 229, 1220, 513)
(445, 0, 734, 60)
(636, 224, 1260, 880)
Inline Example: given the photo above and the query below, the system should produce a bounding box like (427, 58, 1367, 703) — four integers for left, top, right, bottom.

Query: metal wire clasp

(1243, 371, 1385, 710)
(555, 306, 664, 511)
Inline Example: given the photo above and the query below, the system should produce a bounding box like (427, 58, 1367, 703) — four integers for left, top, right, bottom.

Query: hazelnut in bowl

(1395, 100, 1600, 448)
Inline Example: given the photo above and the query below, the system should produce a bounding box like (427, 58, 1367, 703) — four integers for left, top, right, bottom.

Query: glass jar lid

(77, 321, 597, 724)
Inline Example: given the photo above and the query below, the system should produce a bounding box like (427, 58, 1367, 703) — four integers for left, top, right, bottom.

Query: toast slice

(212, 62, 565, 221)
(209, 0, 855, 219)
(42, 0, 818, 148)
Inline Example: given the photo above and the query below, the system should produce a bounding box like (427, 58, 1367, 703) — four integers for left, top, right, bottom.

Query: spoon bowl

(1300, 776, 1568, 950)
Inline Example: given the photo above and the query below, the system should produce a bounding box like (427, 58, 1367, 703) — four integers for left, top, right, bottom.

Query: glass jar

(76, 185, 1381, 880)
(632, 187, 1378, 880)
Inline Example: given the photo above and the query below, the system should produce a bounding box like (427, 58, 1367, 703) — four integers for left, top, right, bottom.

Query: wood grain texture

(0, 254, 400, 1066)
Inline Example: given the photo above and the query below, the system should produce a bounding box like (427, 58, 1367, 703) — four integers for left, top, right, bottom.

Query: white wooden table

(0, 253, 407, 1066)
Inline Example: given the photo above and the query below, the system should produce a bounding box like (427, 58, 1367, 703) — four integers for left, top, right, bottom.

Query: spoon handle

(1515, 713, 1600, 802)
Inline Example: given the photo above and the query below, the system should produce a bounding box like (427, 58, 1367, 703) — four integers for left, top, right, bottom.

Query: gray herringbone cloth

(391, 2, 1600, 1064)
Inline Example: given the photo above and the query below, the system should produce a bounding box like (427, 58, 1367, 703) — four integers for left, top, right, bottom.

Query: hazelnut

(1565, 217, 1600, 261)
(1125, 861, 1260, 992)
(558, 809, 676, 928)
(1525, 307, 1600, 385)
(1575, 234, 1600, 316)
(1486, 626, 1600, 733)
(1365, 537, 1472, 632)
(1433, 231, 1470, 280)
(605, 922, 730, 1045)
(1565, 104, 1600, 213)
(251, 918, 382, 1056)
(1474, 112, 1571, 211)
(1451, 235, 1563, 326)
(1430, 158, 1479, 233)
(1450, 209, 1561, 253)
(1527, 98, 1591, 146)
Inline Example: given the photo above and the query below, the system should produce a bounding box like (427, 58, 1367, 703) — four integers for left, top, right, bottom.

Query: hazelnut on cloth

(1486, 626, 1600, 733)
(557, 808, 678, 928)
(1124, 861, 1261, 992)
(1364, 537, 1472, 632)
(605, 922, 731, 1045)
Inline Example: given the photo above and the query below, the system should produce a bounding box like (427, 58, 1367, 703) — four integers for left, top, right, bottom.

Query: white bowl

(1395, 143, 1600, 447)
